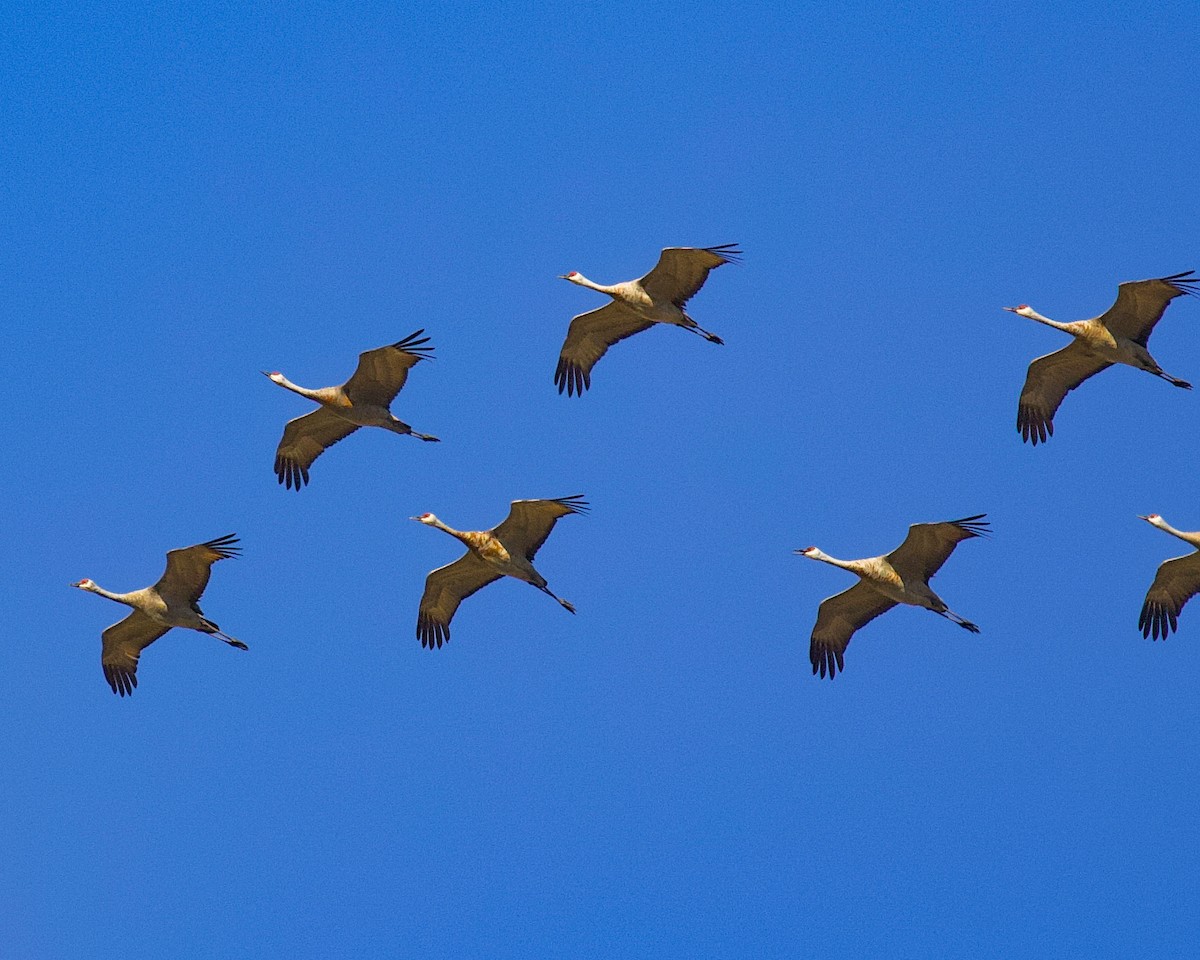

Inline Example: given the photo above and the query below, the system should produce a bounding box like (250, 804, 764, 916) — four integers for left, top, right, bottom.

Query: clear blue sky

(4, 2, 1199, 957)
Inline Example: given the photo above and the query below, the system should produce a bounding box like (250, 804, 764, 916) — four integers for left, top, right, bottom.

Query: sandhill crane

(1137, 513, 1200, 640)
(412, 495, 588, 648)
(264, 330, 439, 490)
(554, 244, 741, 395)
(71, 534, 246, 696)
(797, 515, 989, 679)
(1008, 271, 1197, 444)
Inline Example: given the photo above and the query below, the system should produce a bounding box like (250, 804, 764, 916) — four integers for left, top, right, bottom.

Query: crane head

(1138, 513, 1163, 525)
(795, 547, 819, 558)
(262, 370, 284, 383)
(71, 579, 94, 590)
(559, 271, 581, 282)
(411, 513, 438, 525)
(1004, 304, 1034, 317)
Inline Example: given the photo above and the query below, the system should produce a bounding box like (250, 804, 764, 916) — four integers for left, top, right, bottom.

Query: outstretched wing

(492, 495, 589, 560)
(416, 552, 503, 649)
(555, 303, 654, 396)
(639, 244, 741, 307)
(1139, 551, 1200, 640)
(810, 582, 897, 679)
(274, 408, 360, 490)
(101, 611, 170, 696)
(155, 534, 240, 606)
(886, 515, 990, 583)
(1017, 341, 1111, 445)
(343, 330, 434, 407)
(1101, 271, 1196, 346)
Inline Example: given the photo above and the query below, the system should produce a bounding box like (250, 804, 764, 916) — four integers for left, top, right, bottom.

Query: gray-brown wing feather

(639, 244, 741, 307)
(155, 534, 240, 606)
(1101, 272, 1196, 346)
(274, 408, 360, 490)
(555, 303, 654, 396)
(810, 582, 897, 679)
(101, 611, 170, 697)
(886, 516, 989, 583)
(1017, 341, 1112, 445)
(492, 495, 589, 560)
(343, 330, 433, 407)
(1139, 551, 1200, 640)
(416, 552, 503, 649)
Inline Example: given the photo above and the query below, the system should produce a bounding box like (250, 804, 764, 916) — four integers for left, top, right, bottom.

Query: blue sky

(4, 1, 1199, 957)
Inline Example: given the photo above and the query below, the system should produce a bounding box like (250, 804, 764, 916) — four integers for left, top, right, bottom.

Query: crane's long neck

(571, 274, 623, 297)
(1024, 309, 1076, 334)
(272, 374, 326, 402)
(428, 517, 473, 546)
(806, 549, 867, 575)
(86, 583, 136, 607)
(1154, 520, 1200, 548)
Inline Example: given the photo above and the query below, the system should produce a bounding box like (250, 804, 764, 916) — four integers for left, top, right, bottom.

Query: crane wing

(1139, 551, 1200, 640)
(555, 303, 654, 396)
(416, 552, 503, 649)
(492, 495, 589, 560)
(886, 515, 989, 583)
(343, 330, 434, 407)
(274, 408, 360, 490)
(1101, 271, 1196, 346)
(154, 534, 240, 606)
(639, 244, 741, 307)
(1017, 341, 1111, 445)
(810, 581, 897, 679)
(101, 611, 170, 696)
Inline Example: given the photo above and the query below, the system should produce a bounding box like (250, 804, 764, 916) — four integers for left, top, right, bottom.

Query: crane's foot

(705, 333, 725, 345)
(1172, 377, 1193, 390)
(413, 432, 441, 442)
(959, 620, 981, 634)
(560, 599, 577, 614)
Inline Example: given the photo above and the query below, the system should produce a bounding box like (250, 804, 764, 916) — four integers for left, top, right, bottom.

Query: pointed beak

(1137, 515, 1151, 522)
(70, 581, 83, 588)
(260, 370, 273, 378)
(409, 516, 422, 522)
(1002, 306, 1018, 313)
(557, 275, 569, 280)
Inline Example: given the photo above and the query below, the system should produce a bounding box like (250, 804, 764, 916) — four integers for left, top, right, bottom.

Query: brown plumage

(1137, 514, 1200, 641)
(555, 244, 740, 395)
(799, 516, 989, 679)
(413, 496, 588, 648)
(265, 330, 438, 490)
(1010, 272, 1196, 445)
(71, 535, 245, 697)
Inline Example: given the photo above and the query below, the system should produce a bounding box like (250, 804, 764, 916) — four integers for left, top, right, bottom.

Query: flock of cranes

(70, 246, 1200, 693)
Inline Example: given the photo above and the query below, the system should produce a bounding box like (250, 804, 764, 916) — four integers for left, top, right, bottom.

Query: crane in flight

(554, 244, 741, 395)
(797, 515, 989, 679)
(1008, 271, 1197, 444)
(264, 330, 438, 490)
(1137, 513, 1200, 640)
(71, 534, 246, 696)
(412, 495, 588, 648)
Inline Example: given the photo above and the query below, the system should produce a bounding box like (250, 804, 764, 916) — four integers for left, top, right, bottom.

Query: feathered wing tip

(391, 329, 435, 359)
(551, 494, 590, 515)
(554, 357, 590, 396)
(275, 455, 309, 491)
(704, 243, 743, 265)
(417, 613, 449, 649)
(1139, 599, 1177, 640)
(203, 534, 241, 559)
(949, 515, 991, 538)
(1163, 270, 1198, 297)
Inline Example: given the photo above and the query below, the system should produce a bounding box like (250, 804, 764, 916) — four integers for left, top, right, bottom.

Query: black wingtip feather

(950, 515, 991, 538)
(392, 329, 436, 359)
